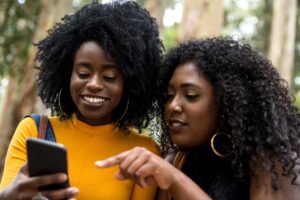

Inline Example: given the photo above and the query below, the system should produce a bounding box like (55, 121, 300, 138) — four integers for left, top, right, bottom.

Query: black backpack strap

(25, 114, 56, 142)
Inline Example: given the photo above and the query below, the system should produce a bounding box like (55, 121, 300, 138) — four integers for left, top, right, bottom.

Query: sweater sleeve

(0, 117, 38, 190)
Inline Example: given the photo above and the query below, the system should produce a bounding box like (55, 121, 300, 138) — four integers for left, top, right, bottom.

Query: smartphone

(26, 138, 70, 191)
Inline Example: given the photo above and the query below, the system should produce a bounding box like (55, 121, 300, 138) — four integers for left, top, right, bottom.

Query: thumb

(19, 162, 29, 175)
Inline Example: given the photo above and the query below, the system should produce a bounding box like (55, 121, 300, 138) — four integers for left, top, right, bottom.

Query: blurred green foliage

(292, 5, 300, 92)
(0, 0, 41, 80)
(294, 92, 300, 108)
(1, 0, 300, 95)
(163, 24, 178, 51)
(224, 0, 272, 55)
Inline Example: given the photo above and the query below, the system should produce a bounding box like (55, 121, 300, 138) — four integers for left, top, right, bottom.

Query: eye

(103, 75, 117, 81)
(78, 72, 90, 78)
(185, 93, 199, 101)
(77, 67, 90, 78)
(102, 68, 120, 82)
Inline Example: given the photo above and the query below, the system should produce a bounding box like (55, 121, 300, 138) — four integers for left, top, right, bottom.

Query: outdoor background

(0, 0, 299, 176)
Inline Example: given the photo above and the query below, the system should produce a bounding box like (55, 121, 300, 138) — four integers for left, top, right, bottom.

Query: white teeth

(83, 96, 105, 103)
(171, 122, 183, 127)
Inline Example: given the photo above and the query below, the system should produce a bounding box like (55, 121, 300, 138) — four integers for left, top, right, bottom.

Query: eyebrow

(168, 83, 204, 90)
(102, 63, 118, 68)
(74, 61, 118, 69)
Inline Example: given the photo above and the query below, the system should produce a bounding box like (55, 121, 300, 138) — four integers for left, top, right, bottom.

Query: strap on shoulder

(39, 114, 48, 139)
(25, 114, 56, 142)
(165, 150, 187, 170)
(155, 150, 187, 200)
(172, 151, 186, 170)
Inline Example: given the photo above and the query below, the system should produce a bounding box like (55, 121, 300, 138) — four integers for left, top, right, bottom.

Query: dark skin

(0, 41, 125, 200)
(95, 63, 215, 200)
(70, 41, 124, 126)
(0, 163, 78, 200)
(95, 62, 300, 200)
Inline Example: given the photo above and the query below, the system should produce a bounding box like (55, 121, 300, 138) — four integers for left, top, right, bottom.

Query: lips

(168, 118, 187, 133)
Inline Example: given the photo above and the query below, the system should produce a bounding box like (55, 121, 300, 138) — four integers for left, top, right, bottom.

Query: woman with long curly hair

(0, 1, 163, 199)
(97, 37, 300, 199)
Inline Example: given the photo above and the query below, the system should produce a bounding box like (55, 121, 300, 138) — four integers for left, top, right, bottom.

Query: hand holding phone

(26, 138, 70, 191)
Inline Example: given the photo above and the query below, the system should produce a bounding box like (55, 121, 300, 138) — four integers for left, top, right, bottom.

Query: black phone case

(26, 138, 70, 191)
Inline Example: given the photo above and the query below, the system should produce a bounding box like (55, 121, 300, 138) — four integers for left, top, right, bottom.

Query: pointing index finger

(95, 150, 131, 168)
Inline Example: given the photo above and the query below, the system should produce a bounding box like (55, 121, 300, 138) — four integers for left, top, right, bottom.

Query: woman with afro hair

(0, 1, 163, 199)
(97, 37, 300, 200)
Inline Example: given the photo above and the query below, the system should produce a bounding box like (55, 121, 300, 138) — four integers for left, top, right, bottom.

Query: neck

(76, 112, 112, 126)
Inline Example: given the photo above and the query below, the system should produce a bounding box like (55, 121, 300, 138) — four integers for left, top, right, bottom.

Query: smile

(82, 96, 107, 104)
(169, 121, 185, 127)
(168, 118, 187, 133)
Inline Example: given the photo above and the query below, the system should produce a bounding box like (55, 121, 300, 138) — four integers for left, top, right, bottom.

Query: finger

(115, 170, 127, 180)
(41, 187, 79, 200)
(134, 163, 158, 188)
(126, 149, 153, 178)
(95, 150, 131, 168)
(19, 162, 29, 175)
(144, 176, 157, 186)
(136, 161, 176, 190)
(29, 173, 68, 188)
(118, 148, 147, 179)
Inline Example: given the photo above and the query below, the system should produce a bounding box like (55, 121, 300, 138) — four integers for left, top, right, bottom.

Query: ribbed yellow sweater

(0, 115, 159, 199)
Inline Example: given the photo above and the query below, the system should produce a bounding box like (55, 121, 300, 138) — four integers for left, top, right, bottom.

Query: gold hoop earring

(210, 132, 232, 158)
(117, 99, 129, 122)
(58, 88, 64, 114)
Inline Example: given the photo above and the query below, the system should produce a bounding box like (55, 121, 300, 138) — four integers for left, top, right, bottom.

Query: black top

(181, 146, 250, 200)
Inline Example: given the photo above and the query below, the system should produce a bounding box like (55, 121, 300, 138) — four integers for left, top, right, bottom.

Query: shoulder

(6, 116, 39, 154)
(250, 156, 300, 200)
(47, 115, 62, 124)
(126, 129, 160, 155)
(15, 116, 39, 138)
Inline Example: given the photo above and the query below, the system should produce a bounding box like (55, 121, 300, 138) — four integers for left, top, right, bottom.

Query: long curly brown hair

(158, 37, 300, 189)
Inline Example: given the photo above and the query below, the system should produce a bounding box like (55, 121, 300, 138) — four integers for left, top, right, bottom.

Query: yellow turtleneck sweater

(0, 115, 159, 199)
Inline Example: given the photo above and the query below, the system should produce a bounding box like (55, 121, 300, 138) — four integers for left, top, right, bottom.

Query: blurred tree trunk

(177, 0, 223, 42)
(0, 78, 17, 156)
(268, 0, 297, 85)
(0, 0, 72, 176)
(145, 0, 169, 35)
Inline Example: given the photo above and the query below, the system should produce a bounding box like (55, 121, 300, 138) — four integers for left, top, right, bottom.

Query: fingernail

(95, 161, 105, 167)
(60, 174, 67, 181)
(69, 187, 79, 194)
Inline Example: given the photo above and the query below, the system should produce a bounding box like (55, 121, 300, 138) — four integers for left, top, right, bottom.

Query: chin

(172, 135, 192, 149)
(173, 141, 193, 150)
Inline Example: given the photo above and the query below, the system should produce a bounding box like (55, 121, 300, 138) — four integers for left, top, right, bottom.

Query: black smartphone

(26, 138, 70, 191)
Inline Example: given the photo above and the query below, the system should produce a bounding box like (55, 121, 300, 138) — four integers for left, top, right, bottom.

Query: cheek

(69, 75, 76, 96)
(189, 104, 218, 143)
(109, 81, 124, 101)
(69, 74, 83, 103)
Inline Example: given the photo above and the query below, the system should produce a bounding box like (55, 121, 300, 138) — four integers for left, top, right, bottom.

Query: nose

(166, 96, 182, 114)
(86, 75, 104, 91)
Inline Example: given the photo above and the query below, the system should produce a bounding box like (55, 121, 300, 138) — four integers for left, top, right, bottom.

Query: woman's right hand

(96, 147, 212, 200)
(0, 163, 79, 200)
(95, 147, 180, 190)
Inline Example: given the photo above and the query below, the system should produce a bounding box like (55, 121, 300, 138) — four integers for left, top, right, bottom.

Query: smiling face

(165, 62, 218, 148)
(70, 41, 124, 125)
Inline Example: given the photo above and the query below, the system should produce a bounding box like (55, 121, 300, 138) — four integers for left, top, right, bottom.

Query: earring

(117, 99, 129, 122)
(210, 132, 233, 158)
(57, 88, 64, 114)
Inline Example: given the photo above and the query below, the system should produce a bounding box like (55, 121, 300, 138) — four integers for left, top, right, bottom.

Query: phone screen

(26, 138, 69, 191)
